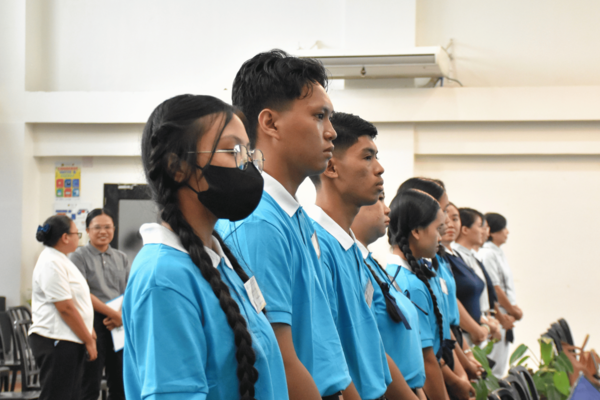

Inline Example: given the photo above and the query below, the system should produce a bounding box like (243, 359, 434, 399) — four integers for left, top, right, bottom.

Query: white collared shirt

(479, 242, 517, 306)
(386, 253, 414, 273)
(29, 246, 94, 343)
(356, 241, 370, 260)
(452, 242, 490, 313)
(139, 223, 233, 270)
(304, 205, 355, 251)
(262, 172, 300, 218)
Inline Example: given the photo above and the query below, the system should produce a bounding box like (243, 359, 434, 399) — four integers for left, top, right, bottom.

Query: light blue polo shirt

(215, 174, 350, 397)
(122, 223, 288, 400)
(386, 255, 444, 357)
(307, 206, 391, 399)
(437, 254, 460, 327)
(357, 243, 426, 389)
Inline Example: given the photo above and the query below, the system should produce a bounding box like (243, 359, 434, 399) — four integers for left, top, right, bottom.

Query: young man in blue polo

(307, 112, 398, 400)
(217, 50, 352, 400)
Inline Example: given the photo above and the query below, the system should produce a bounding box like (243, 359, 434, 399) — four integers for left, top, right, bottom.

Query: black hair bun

(35, 230, 46, 242)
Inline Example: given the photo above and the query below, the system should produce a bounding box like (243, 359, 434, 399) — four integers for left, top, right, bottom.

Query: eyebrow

(218, 134, 244, 145)
(362, 147, 378, 156)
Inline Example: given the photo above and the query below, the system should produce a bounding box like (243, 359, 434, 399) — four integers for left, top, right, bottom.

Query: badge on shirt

(365, 280, 374, 307)
(440, 278, 449, 295)
(244, 276, 266, 313)
(311, 232, 321, 259)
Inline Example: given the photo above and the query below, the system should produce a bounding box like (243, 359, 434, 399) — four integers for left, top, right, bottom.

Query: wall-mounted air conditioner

(296, 47, 450, 79)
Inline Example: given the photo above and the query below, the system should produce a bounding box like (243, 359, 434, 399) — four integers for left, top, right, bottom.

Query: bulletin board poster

(55, 162, 81, 198)
(54, 202, 91, 232)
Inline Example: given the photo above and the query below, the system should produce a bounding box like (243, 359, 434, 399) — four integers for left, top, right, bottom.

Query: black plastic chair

(505, 374, 530, 400)
(489, 387, 518, 400)
(558, 318, 574, 346)
(0, 312, 20, 392)
(510, 366, 539, 400)
(0, 321, 39, 399)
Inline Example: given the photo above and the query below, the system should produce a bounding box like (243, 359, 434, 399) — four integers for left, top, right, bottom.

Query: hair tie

(37, 224, 50, 234)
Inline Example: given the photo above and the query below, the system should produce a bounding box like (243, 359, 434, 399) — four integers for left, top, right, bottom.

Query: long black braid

(387, 188, 445, 354)
(363, 256, 403, 323)
(398, 236, 444, 346)
(142, 94, 259, 399)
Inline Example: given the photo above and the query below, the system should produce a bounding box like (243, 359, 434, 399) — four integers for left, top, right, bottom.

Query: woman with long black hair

(122, 94, 288, 400)
(385, 189, 451, 400)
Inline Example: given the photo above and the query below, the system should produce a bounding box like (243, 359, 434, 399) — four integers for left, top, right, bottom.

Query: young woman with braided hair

(122, 94, 288, 400)
(396, 179, 478, 399)
(385, 188, 453, 400)
(352, 192, 427, 400)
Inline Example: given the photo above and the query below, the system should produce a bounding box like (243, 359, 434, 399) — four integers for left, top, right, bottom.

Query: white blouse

(29, 246, 94, 344)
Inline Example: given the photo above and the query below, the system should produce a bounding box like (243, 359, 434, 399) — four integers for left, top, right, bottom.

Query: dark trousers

(29, 333, 85, 400)
(81, 312, 125, 400)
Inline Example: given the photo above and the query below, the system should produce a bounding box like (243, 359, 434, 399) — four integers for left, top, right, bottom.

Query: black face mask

(187, 163, 264, 221)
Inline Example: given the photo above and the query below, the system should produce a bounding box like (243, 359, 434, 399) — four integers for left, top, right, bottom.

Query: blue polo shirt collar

(262, 172, 300, 217)
(305, 205, 355, 251)
(139, 223, 233, 270)
(387, 253, 413, 272)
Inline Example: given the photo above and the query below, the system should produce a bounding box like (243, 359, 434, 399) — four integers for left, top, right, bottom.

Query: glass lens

(251, 149, 264, 173)
(234, 144, 249, 170)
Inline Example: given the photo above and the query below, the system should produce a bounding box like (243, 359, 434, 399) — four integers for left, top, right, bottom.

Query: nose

(324, 119, 337, 141)
(375, 158, 384, 175)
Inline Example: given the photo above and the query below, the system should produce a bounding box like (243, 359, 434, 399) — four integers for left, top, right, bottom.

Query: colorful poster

(55, 162, 81, 198)
(54, 202, 91, 233)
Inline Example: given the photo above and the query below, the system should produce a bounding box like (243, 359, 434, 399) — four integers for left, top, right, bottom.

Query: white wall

(415, 153, 600, 358)
(416, 0, 600, 87)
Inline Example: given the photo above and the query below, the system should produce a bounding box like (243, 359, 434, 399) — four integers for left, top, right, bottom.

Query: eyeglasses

(68, 232, 82, 239)
(90, 225, 115, 232)
(189, 144, 265, 173)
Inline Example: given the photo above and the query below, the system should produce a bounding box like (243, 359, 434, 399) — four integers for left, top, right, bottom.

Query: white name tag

(244, 276, 266, 313)
(440, 278, 449, 295)
(365, 280, 374, 307)
(311, 232, 321, 259)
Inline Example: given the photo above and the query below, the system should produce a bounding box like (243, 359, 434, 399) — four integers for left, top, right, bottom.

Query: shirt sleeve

(411, 284, 435, 349)
(38, 261, 74, 302)
(132, 287, 208, 400)
(233, 220, 294, 325)
(68, 251, 87, 280)
(480, 252, 501, 286)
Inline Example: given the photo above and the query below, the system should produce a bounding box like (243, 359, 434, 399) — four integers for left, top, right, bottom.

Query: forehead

(197, 114, 248, 149)
(338, 135, 376, 157)
(293, 83, 333, 110)
(91, 214, 113, 224)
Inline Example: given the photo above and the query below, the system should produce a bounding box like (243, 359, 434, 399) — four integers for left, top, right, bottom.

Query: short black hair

(86, 208, 116, 228)
(330, 112, 378, 154)
(458, 207, 484, 229)
(232, 49, 328, 147)
(485, 213, 507, 234)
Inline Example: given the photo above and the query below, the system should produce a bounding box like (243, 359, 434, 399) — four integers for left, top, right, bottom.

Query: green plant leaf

(556, 352, 574, 373)
(540, 337, 554, 366)
(472, 346, 493, 376)
(546, 385, 564, 400)
(517, 355, 530, 366)
(484, 340, 495, 355)
(553, 371, 571, 396)
(473, 379, 488, 400)
(510, 344, 529, 366)
(486, 374, 500, 391)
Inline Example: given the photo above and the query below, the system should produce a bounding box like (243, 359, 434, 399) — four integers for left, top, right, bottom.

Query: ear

(460, 225, 469, 236)
(257, 108, 281, 141)
(411, 227, 421, 241)
(322, 158, 338, 179)
(61, 232, 70, 245)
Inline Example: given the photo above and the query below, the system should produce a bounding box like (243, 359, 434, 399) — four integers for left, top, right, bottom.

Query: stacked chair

(0, 306, 40, 399)
(543, 318, 600, 387)
(487, 366, 539, 400)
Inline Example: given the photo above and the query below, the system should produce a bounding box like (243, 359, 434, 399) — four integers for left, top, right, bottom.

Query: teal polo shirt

(215, 173, 350, 397)
(437, 254, 460, 327)
(386, 255, 444, 357)
(357, 243, 426, 389)
(122, 223, 288, 400)
(307, 206, 391, 400)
